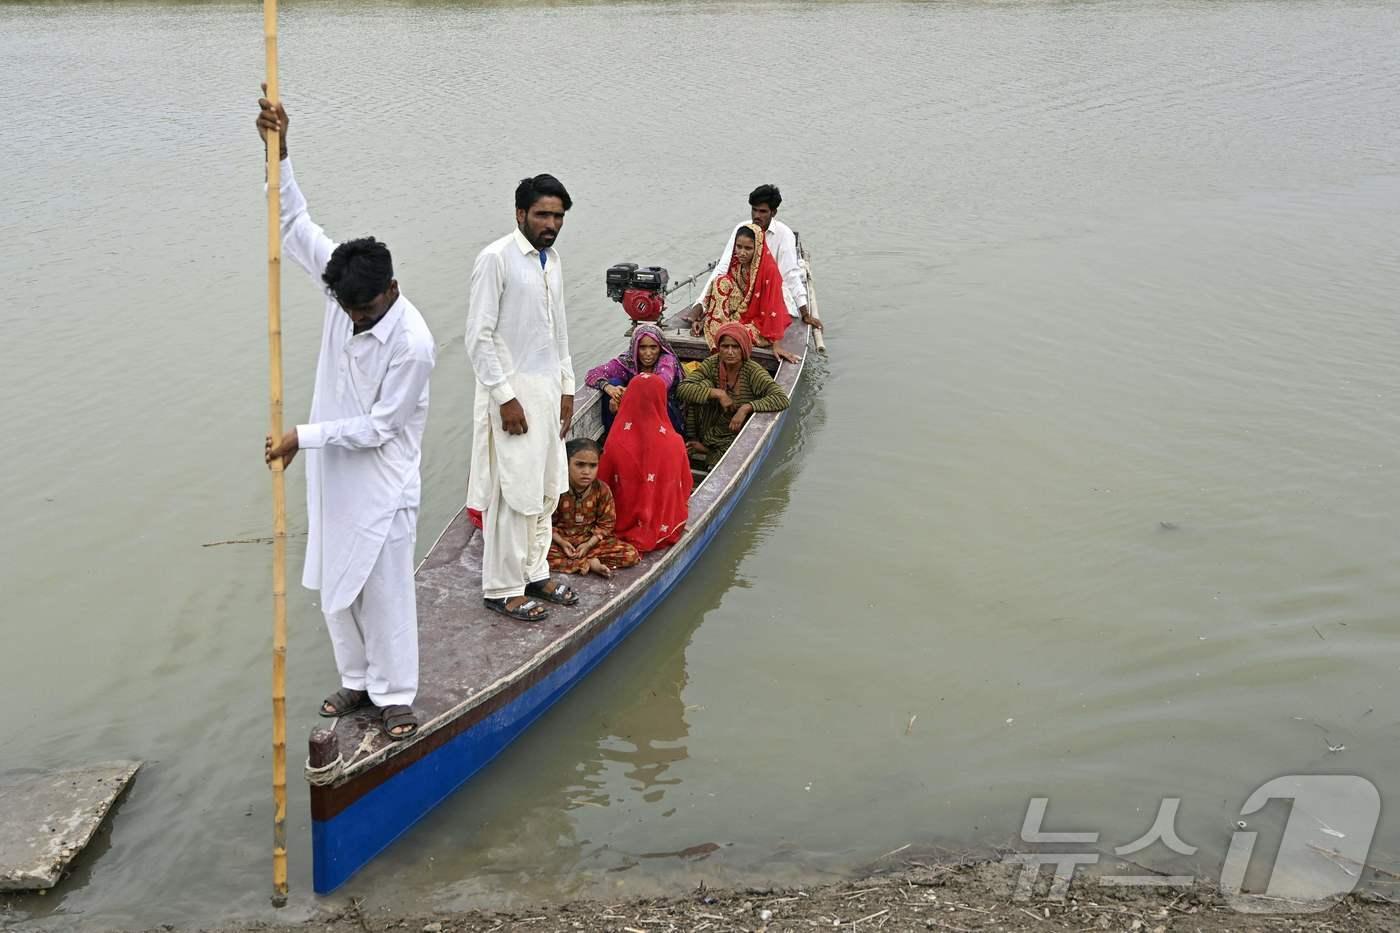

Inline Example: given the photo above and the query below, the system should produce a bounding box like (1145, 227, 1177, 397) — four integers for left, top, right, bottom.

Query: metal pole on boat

(262, 0, 290, 908)
(664, 259, 717, 297)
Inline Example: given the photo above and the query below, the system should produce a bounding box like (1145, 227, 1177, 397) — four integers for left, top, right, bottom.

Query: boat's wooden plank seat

(655, 320, 782, 373)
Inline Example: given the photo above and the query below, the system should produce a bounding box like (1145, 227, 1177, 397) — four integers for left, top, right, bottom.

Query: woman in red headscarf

(692, 223, 798, 364)
(598, 372, 693, 552)
(675, 322, 791, 469)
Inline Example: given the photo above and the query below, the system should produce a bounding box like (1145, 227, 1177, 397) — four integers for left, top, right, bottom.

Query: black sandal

(525, 579, 580, 606)
(381, 705, 418, 741)
(320, 687, 369, 718)
(484, 597, 550, 622)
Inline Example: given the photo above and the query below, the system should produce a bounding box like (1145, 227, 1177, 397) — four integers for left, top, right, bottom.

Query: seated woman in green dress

(676, 321, 790, 468)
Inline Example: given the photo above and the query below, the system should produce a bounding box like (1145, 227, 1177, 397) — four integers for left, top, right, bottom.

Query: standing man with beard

(465, 175, 583, 622)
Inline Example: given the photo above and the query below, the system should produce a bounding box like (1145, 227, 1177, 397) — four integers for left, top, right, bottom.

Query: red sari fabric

(598, 373, 692, 552)
(739, 231, 791, 343)
(700, 223, 791, 347)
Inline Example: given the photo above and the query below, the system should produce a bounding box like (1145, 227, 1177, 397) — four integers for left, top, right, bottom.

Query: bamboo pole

(263, 0, 289, 909)
(800, 255, 827, 355)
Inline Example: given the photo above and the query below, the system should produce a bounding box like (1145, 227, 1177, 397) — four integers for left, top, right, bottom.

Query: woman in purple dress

(583, 323, 685, 439)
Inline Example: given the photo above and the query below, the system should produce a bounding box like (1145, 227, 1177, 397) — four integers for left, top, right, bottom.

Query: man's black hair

(566, 437, 601, 459)
(734, 224, 757, 240)
(748, 184, 782, 211)
(322, 237, 393, 308)
(516, 174, 573, 212)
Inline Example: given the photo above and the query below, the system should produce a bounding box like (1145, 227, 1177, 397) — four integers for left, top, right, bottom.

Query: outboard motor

(605, 262, 670, 323)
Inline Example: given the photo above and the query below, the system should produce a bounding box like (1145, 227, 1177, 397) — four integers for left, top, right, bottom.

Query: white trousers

(322, 507, 419, 707)
(482, 490, 557, 601)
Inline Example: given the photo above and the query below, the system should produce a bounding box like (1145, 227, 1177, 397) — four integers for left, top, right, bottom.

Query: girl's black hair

(566, 437, 601, 459)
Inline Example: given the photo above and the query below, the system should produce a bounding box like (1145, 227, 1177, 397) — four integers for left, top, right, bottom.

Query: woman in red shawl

(598, 372, 692, 552)
(692, 223, 798, 364)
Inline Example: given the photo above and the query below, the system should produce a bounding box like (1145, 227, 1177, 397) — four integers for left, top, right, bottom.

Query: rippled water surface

(3, 0, 1399, 927)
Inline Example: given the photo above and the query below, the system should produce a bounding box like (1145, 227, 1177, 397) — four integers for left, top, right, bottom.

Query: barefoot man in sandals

(257, 92, 435, 742)
(465, 174, 583, 622)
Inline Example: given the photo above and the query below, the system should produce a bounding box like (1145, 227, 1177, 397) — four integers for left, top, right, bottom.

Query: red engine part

(622, 288, 666, 322)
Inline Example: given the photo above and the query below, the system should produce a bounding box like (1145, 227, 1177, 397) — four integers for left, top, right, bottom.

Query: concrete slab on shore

(0, 760, 141, 891)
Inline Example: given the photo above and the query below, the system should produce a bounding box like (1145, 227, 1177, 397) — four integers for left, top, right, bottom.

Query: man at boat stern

(464, 175, 583, 622)
(258, 91, 435, 742)
(685, 184, 823, 333)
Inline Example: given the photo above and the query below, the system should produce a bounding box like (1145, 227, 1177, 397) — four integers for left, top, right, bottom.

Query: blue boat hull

(311, 405, 790, 894)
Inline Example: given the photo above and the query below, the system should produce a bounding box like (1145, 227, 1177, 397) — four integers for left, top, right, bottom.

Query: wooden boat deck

(306, 245, 820, 892)
(310, 321, 809, 805)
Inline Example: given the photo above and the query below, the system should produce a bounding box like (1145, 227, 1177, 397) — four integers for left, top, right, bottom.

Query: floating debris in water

(638, 842, 720, 860)
(201, 532, 307, 547)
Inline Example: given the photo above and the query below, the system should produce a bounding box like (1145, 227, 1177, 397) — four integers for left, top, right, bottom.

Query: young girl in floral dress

(548, 439, 641, 579)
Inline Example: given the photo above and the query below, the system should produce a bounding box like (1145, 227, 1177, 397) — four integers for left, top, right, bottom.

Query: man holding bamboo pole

(258, 93, 435, 741)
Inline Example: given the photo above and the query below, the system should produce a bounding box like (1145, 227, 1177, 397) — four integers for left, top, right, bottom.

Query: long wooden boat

(305, 246, 821, 894)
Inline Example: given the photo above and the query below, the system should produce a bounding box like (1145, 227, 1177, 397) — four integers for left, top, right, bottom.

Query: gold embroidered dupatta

(700, 223, 769, 349)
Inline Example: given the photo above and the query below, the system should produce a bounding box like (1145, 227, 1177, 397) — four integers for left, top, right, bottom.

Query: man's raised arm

(257, 91, 337, 281)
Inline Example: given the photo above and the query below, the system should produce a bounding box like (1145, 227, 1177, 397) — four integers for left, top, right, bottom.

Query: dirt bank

(137, 858, 1400, 933)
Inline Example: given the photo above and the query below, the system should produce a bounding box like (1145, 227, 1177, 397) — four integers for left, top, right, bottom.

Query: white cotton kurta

(275, 158, 436, 619)
(464, 229, 575, 600)
(699, 217, 808, 317)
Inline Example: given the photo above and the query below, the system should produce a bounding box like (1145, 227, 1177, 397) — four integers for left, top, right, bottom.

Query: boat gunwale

(320, 336, 807, 785)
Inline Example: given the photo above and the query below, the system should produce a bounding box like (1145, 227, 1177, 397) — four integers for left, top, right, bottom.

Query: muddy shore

(128, 858, 1400, 933)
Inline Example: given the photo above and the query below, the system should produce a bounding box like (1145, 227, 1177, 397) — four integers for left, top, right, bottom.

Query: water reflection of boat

(306, 247, 820, 894)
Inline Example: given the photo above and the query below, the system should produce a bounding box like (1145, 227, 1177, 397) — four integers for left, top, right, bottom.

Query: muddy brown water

(2, 0, 1399, 928)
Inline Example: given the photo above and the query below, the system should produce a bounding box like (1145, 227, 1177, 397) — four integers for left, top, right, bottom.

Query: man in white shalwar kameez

(258, 95, 435, 741)
(465, 175, 583, 622)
